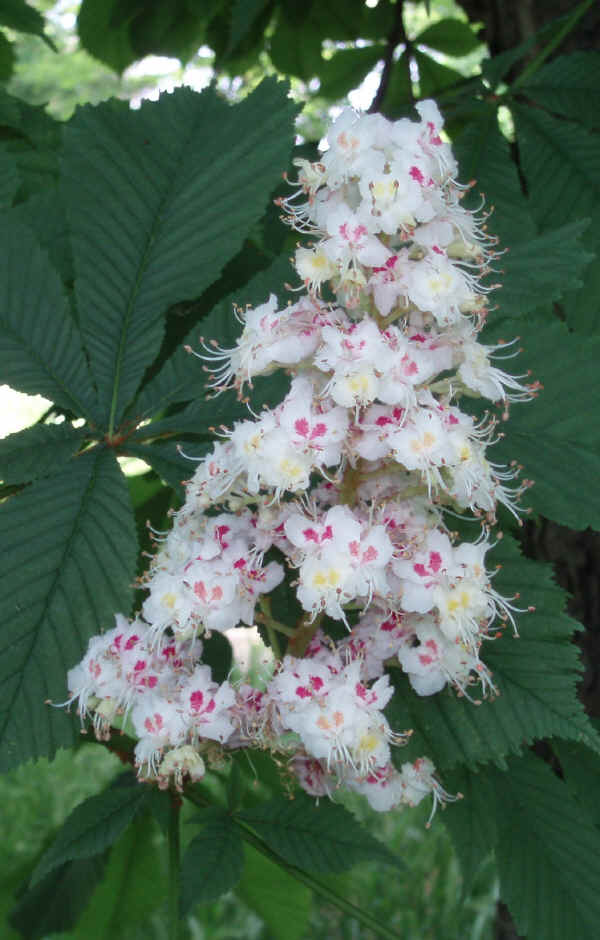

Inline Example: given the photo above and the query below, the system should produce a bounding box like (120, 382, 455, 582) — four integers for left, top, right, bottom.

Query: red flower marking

(190, 690, 204, 712)
(429, 551, 442, 572)
(409, 165, 425, 183)
(363, 545, 378, 562)
(303, 527, 319, 543)
(296, 686, 311, 699)
(294, 417, 310, 437)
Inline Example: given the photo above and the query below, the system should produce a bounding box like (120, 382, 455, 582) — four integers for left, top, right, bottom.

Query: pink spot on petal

(294, 417, 309, 437)
(303, 527, 319, 543)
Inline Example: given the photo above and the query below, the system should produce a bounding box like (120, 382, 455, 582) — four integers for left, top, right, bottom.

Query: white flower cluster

(65, 102, 534, 815)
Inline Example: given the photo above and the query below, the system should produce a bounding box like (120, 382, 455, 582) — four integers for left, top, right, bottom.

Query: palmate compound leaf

(236, 792, 401, 874)
(441, 752, 600, 940)
(180, 815, 244, 913)
(513, 103, 600, 231)
(0, 423, 86, 485)
(495, 753, 600, 940)
(496, 220, 593, 317)
(483, 315, 600, 530)
(30, 771, 149, 886)
(0, 218, 95, 420)
(385, 534, 599, 773)
(62, 79, 299, 432)
(451, 108, 593, 317)
(0, 448, 138, 770)
(521, 52, 600, 130)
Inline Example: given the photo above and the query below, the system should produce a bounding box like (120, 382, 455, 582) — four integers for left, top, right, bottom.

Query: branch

(369, 1, 413, 114)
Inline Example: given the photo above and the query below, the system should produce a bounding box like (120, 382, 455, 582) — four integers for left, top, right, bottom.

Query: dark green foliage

(180, 815, 244, 911)
(0, 219, 94, 418)
(237, 843, 312, 940)
(415, 18, 482, 57)
(30, 771, 149, 885)
(1, 6, 600, 939)
(10, 853, 109, 939)
(62, 80, 299, 429)
(485, 317, 600, 529)
(0, 423, 85, 485)
(0, 449, 138, 770)
(238, 793, 401, 873)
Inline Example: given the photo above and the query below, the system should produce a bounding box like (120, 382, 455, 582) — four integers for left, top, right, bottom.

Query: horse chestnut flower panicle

(64, 101, 535, 814)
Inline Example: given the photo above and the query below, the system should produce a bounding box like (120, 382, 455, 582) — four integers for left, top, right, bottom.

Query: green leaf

(237, 843, 312, 940)
(318, 45, 384, 100)
(416, 18, 482, 57)
(441, 764, 497, 893)
(415, 51, 464, 98)
(553, 739, 600, 828)
(0, 0, 55, 48)
(561, 203, 600, 334)
(452, 105, 537, 246)
(495, 752, 600, 940)
(63, 80, 299, 432)
(481, 14, 572, 89)
(202, 630, 233, 685)
(0, 30, 14, 81)
(128, 252, 293, 423)
(0, 448, 138, 769)
(0, 145, 19, 208)
(228, 0, 271, 55)
(384, 52, 413, 118)
(31, 772, 149, 886)
(514, 104, 600, 230)
(498, 219, 593, 317)
(522, 52, 600, 129)
(180, 816, 244, 912)
(237, 793, 400, 873)
(77, 0, 135, 73)
(306, 0, 394, 42)
(9, 854, 109, 939)
(486, 316, 600, 529)
(0, 218, 94, 419)
(119, 440, 197, 494)
(269, 16, 323, 80)
(9, 188, 72, 283)
(387, 534, 598, 771)
(71, 812, 166, 938)
(0, 423, 85, 485)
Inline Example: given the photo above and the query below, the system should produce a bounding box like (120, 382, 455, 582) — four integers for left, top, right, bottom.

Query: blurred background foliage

(1, 0, 599, 938)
